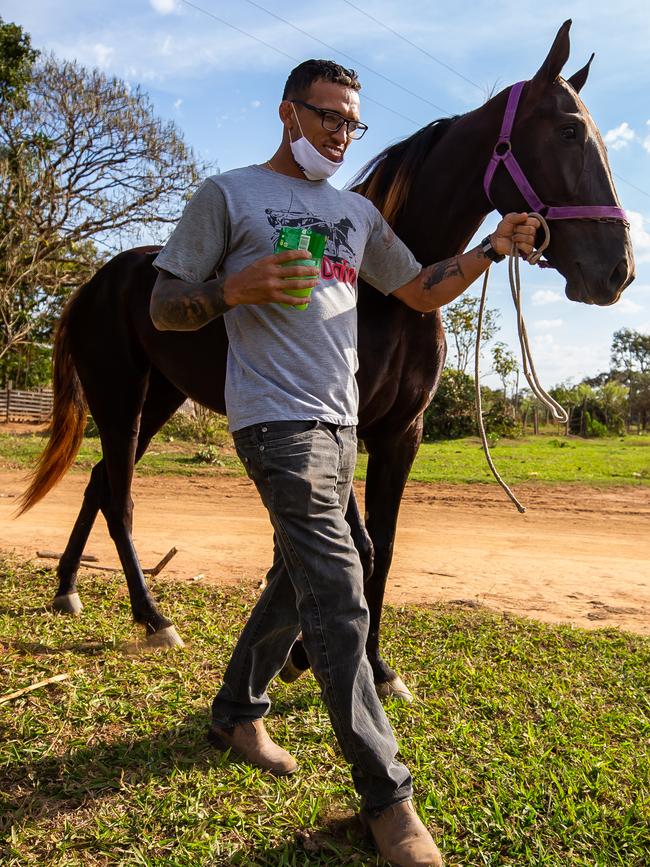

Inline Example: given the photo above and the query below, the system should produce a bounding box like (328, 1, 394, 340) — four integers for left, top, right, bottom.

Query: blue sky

(4, 0, 650, 388)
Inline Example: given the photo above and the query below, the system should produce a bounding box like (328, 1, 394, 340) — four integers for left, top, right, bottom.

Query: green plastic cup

(275, 226, 327, 310)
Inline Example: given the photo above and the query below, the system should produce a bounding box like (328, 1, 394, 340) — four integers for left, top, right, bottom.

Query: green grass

(2, 429, 649, 485)
(0, 432, 244, 477)
(396, 433, 650, 486)
(1, 557, 649, 865)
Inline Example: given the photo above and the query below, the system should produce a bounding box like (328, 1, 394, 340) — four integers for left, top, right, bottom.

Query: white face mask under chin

(289, 106, 345, 181)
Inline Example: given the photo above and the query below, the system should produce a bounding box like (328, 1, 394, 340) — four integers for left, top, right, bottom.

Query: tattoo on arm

(154, 274, 231, 331)
(421, 256, 464, 291)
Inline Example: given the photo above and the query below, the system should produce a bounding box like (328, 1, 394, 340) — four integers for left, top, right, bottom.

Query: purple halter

(483, 80, 628, 225)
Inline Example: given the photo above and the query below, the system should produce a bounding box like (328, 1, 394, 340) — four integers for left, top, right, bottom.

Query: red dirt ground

(1, 466, 649, 635)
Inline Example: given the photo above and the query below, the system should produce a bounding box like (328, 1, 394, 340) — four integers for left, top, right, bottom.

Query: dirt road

(1, 468, 649, 635)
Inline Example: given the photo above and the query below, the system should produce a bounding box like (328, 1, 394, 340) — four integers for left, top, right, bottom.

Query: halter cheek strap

(483, 80, 628, 225)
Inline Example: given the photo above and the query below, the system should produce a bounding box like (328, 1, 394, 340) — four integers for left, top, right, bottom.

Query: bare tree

(442, 295, 499, 374)
(1, 52, 205, 363)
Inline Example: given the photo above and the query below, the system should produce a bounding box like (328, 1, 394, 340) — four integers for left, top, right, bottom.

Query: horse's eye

(560, 126, 577, 140)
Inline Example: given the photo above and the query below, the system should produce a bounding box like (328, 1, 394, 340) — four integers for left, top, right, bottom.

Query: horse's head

(488, 20, 635, 305)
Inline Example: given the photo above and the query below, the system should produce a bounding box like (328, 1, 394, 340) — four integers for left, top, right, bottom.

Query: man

(150, 60, 538, 867)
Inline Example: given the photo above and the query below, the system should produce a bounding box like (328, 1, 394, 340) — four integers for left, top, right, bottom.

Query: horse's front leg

(363, 423, 423, 703)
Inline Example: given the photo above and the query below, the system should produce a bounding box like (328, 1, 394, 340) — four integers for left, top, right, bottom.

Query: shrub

(191, 444, 223, 465)
(424, 370, 519, 440)
(483, 398, 518, 438)
(423, 369, 476, 440)
(159, 408, 228, 445)
(585, 412, 608, 438)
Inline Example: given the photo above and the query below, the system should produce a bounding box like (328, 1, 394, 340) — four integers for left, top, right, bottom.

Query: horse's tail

(17, 297, 87, 515)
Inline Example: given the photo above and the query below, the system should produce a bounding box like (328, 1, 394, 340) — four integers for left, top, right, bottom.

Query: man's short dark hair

(282, 60, 361, 101)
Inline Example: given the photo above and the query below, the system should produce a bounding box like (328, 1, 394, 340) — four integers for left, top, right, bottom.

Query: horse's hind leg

(52, 370, 185, 619)
(90, 368, 185, 645)
(52, 460, 108, 614)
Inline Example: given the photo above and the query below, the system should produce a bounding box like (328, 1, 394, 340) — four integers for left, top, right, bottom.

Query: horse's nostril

(608, 259, 630, 296)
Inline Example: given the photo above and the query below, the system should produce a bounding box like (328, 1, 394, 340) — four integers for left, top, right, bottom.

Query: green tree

(491, 341, 518, 402)
(0, 16, 38, 108)
(596, 380, 628, 434)
(610, 328, 650, 431)
(611, 328, 650, 374)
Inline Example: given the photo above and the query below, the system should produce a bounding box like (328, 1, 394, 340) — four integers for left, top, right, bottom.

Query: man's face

(287, 79, 362, 163)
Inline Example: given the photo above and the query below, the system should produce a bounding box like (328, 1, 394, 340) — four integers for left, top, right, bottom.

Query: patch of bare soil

(1, 469, 649, 635)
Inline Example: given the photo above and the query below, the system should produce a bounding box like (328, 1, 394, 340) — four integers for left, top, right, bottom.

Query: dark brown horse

(19, 21, 634, 698)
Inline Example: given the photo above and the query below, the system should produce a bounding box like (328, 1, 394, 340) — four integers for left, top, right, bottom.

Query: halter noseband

(483, 80, 628, 225)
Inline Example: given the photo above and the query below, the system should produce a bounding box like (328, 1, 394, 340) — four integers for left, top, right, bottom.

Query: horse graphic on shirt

(264, 208, 356, 261)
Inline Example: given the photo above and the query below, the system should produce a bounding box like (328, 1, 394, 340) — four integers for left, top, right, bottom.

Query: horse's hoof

(145, 625, 185, 649)
(52, 593, 83, 616)
(375, 676, 414, 704)
(278, 655, 307, 684)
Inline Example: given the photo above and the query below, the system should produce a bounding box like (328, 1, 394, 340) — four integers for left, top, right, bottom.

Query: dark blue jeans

(211, 420, 412, 811)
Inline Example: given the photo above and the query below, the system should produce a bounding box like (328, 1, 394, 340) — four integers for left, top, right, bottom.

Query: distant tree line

(423, 295, 649, 440)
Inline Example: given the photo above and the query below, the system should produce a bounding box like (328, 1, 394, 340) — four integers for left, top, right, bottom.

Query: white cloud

(604, 121, 636, 150)
(628, 210, 650, 264)
(612, 297, 643, 314)
(251, 100, 262, 109)
(150, 0, 178, 14)
(93, 43, 114, 69)
(534, 319, 563, 329)
(528, 333, 604, 383)
(173, 98, 182, 110)
(532, 289, 563, 306)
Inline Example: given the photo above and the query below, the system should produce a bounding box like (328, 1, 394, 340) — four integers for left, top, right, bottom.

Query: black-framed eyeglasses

(291, 100, 369, 140)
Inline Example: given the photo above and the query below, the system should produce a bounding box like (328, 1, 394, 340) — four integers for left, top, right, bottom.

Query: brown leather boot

(361, 799, 443, 867)
(208, 718, 298, 776)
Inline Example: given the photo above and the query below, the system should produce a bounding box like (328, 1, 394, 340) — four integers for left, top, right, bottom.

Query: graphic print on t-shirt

(264, 201, 358, 286)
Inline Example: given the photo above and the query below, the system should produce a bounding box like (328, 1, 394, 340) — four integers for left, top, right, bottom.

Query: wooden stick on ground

(35, 547, 178, 577)
(37, 550, 99, 562)
(146, 547, 178, 577)
(0, 672, 73, 705)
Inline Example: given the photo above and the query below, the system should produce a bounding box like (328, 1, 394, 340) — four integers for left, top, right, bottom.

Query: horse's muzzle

(565, 256, 635, 306)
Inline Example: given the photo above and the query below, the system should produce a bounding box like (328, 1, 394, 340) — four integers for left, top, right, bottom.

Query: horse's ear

(529, 19, 572, 94)
(566, 53, 595, 93)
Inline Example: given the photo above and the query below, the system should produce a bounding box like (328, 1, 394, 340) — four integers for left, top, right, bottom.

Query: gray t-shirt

(153, 165, 421, 431)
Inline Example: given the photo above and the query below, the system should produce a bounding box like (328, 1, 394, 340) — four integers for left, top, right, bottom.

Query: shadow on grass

(0, 709, 381, 864)
(229, 812, 376, 866)
(0, 711, 205, 816)
(3, 638, 111, 656)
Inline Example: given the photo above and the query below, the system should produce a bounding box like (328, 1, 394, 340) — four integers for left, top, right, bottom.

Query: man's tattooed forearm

(421, 257, 464, 291)
(156, 275, 231, 331)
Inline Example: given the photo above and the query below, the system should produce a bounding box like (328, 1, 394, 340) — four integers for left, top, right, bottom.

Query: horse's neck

(397, 91, 510, 265)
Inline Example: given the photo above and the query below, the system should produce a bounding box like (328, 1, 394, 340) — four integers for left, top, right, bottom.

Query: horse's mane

(349, 116, 460, 227)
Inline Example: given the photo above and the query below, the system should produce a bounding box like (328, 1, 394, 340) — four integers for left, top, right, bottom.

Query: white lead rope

(475, 213, 568, 513)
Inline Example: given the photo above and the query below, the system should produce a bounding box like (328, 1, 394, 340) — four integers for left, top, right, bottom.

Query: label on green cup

(275, 227, 327, 310)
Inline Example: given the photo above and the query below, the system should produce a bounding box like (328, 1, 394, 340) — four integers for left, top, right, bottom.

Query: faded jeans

(211, 420, 412, 811)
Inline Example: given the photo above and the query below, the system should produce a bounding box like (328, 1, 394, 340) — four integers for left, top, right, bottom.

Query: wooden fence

(1, 387, 53, 422)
